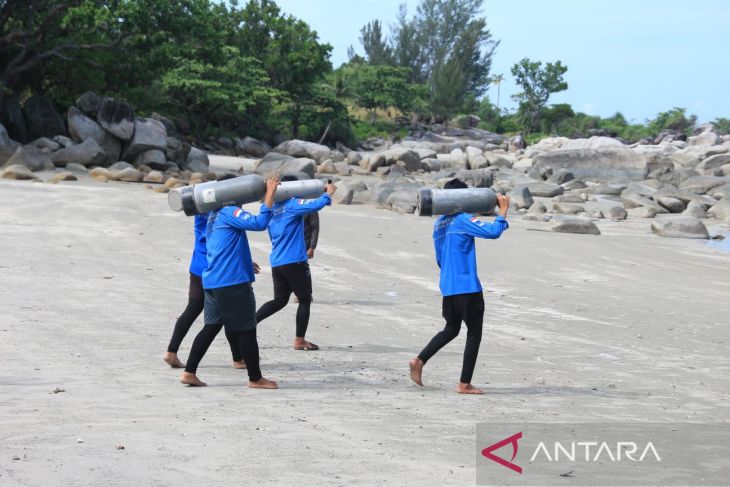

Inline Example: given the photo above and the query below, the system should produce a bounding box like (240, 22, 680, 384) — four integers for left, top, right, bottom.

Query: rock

(455, 169, 493, 188)
(256, 152, 316, 178)
(109, 161, 134, 172)
(0, 124, 16, 147)
(67, 107, 121, 164)
(234, 136, 271, 157)
(112, 167, 144, 182)
(533, 148, 647, 181)
(75, 92, 102, 118)
(523, 181, 564, 198)
(553, 203, 585, 215)
(465, 146, 487, 169)
(549, 215, 600, 235)
(382, 148, 421, 172)
(710, 183, 730, 199)
(707, 199, 730, 222)
(559, 136, 626, 151)
(553, 194, 584, 203)
(50, 138, 105, 167)
(318, 160, 337, 174)
(697, 154, 730, 173)
(590, 182, 628, 196)
(651, 216, 709, 239)
(683, 200, 707, 219)
(272, 139, 331, 163)
(509, 185, 534, 210)
(4, 146, 54, 171)
(65, 162, 88, 174)
(97, 98, 135, 141)
(1, 164, 39, 180)
(508, 134, 526, 152)
(22, 96, 67, 139)
(1, 97, 28, 143)
(121, 117, 167, 161)
(546, 169, 574, 185)
(346, 152, 362, 165)
(597, 199, 628, 221)
(187, 160, 210, 174)
(150, 113, 177, 136)
(528, 202, 547, 214)
(562, 179, 587, 191)
(679, 176, 730, 194)
(143, 170, 164, 183)
(657, 196, 686, 213)
(484, 151, 514, 168)
(627, 206, 657, 218)
(184, 146, 209, 171)
(49, 171, 77, 182)
(134, 149, 166, 170)
(687, 131, 719, 146)
(32, 137, 60, 153)
(53, 135, 74, 148)
(90, 167, 113, 180)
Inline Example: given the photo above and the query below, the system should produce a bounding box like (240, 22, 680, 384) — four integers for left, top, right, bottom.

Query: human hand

(253, 262, 261, 274)
(325, 182, 337, 196)
(307, 248, 314, 259)
(497, 194, 510, 217)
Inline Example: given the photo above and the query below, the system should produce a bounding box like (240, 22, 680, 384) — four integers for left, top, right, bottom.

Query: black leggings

(256, 262, 312, 338)
(418, 292, 484, 384)
(167, 274, 241, 361)
(184, 325, 262, 382)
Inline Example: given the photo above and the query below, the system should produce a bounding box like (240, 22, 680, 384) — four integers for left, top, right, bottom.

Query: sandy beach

(1, 176, 728, 486)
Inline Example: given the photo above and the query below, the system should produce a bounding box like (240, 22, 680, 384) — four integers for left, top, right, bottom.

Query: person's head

(217, 173, 237, 181)
(444, 178, 468, 190)
(280, 174, 298, 182)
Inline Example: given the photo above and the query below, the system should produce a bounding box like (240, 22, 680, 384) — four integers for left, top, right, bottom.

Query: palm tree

(492, 74, 505, 112)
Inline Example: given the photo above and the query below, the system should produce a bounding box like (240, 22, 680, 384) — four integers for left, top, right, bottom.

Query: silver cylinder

(168, 174, 266, 216)
(416, 188, 497, 216)
(273, 179, 325, 203)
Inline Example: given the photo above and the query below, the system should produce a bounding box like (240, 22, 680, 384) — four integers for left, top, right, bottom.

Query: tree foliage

(511, 57, 568, 133)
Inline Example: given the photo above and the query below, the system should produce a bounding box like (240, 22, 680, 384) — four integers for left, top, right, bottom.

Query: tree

(713, 117, 730, 135)
(350, 64, 411, 124)
(647, 107, 696, 136)
(511, 57, 568, 133)
(388, 0, 498, 121)
(161, 46, 277, 137)
(360, 20, 392, 65)
(234, 0, 333, 138)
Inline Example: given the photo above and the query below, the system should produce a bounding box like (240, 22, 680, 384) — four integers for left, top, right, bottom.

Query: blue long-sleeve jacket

(433, 213, 509, 296)
(202, 205, 272, 289)
(267, 194, 331, 268)
(188, 212, 209, 277)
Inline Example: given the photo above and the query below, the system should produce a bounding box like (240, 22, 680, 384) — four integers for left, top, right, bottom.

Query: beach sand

(1, 177, 728, 486)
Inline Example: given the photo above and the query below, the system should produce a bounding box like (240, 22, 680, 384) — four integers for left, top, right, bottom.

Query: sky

(273, 0, 730, 123)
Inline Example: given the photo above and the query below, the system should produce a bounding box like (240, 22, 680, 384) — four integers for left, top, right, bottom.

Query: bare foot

(409, 357, 424, 386)
(294, 338, 319, 350)
(248, 377, 278, 389)
(456, 383, 484, 394)
(232, 359, 247, 369)
(163, 352, 185, 368)
(180, 372, 207, 387)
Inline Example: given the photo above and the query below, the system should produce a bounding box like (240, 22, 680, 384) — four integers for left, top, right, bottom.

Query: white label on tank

(202, 189, 216, 203)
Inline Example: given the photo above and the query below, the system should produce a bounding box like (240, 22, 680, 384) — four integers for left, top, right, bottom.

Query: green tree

(647, 107, 696, 136)
(712, 117, 730, 135)
(491, 73, 504, 111)
(161, 46, 277, 137)
(360, 20, 392, 66)
(350, 64, 411, 124)
(511, 57, 568, 133)
(234, 0, 333, 139)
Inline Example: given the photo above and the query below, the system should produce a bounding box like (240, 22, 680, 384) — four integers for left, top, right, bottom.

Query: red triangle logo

(481, 432, 523, 474)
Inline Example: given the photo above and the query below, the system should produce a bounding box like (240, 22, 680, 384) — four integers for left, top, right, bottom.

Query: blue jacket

(202, 205, 272, 289)
(268, 194, 331, 268)
(188, 212, 210, 277)
(433, 213, 508, 296)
